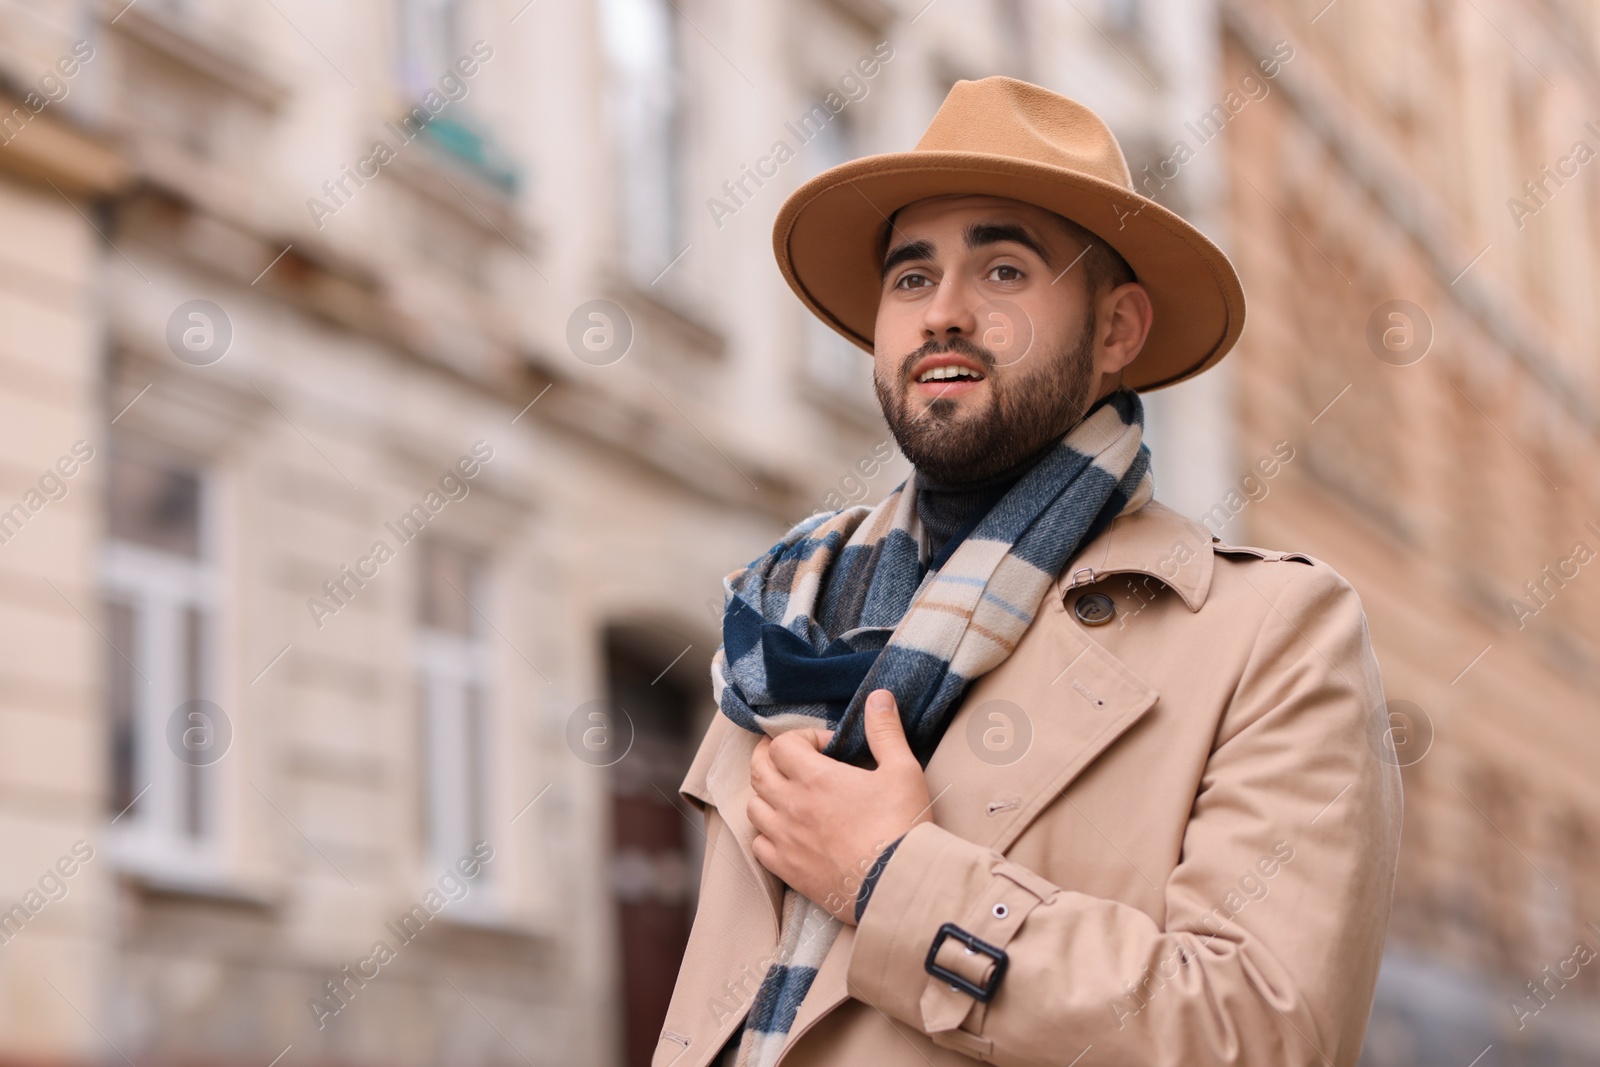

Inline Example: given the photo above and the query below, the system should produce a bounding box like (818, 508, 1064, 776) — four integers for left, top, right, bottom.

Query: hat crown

(914, 77, 1134, 192)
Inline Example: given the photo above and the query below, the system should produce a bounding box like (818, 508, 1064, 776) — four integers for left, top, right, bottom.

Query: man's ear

(1094, 281, 1154, 377)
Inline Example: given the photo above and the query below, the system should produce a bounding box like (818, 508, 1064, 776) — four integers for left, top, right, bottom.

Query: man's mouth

(910, 354, 989, 398)
(916, 365, 985, 383)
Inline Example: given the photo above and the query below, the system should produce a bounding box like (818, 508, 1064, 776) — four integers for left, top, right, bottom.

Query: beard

(874, 313, 1099, 485)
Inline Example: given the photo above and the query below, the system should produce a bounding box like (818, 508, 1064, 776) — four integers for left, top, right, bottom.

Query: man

(654, 77, 1402, 1067)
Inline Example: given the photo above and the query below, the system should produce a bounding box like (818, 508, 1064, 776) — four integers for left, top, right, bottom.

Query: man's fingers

(768, 727, 833, 778)
(747, 793, 778, 834)
(750, 755, 793, 804)
(751, 832, 778, 875)
(750, 738, 773, 792)
(864, 688, 916, 769)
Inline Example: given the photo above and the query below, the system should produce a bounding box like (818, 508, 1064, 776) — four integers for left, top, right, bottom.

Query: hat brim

(772, 151, 1246, 391)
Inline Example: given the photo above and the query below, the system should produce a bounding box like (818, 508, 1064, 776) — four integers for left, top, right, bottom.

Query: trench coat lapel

(702, 720, 787, 930)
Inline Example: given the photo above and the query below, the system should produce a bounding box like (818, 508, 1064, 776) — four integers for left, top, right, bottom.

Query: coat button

(1074, 592, 1115, 626)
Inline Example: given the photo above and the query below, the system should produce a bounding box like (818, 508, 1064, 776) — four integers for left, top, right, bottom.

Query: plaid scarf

(708, 388, 1154, 1066)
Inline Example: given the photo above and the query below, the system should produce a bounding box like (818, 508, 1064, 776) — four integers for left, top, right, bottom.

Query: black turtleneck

(915, 436, 1060, 572)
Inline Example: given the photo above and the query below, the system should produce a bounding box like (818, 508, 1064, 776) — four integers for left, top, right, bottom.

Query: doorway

(603, 626, 705, 1067)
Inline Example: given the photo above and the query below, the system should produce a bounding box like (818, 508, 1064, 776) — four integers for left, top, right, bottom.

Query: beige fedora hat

(772, 76, 1246, 391)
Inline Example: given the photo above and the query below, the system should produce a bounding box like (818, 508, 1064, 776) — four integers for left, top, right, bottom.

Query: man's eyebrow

(881, 238, 936, 282)
(965, 222, 1054, 268)
(880, 222, 1055, 281)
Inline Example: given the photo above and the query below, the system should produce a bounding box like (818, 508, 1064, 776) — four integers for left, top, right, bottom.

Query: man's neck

(914, 437, 1059, 570)
(914, 434, 1061, 494)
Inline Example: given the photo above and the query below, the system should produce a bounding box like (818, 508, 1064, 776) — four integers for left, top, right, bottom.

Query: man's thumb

(864, 689, 912, 766)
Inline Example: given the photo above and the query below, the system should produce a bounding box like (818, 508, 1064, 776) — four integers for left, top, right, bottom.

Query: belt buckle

(924, 922, 1009, 1002)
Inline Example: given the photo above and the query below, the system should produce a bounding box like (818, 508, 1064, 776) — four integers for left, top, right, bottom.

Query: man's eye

(894, 271, 932, 290)
(989, 265, 1024, 282)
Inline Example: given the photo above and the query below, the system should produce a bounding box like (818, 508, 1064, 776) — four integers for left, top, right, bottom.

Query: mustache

(898, 336, 997, 380)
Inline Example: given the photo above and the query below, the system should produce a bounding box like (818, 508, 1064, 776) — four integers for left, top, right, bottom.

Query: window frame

(414, 540, 502, 921)
(100, 458, 227, 885)
(395, 0, 465, 103)
(598, 0, 687, 288)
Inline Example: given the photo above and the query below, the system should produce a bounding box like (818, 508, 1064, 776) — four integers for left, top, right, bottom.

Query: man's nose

(921, 274, 979, 340)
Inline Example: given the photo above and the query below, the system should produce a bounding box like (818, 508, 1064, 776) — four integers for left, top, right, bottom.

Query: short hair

(1049, 213, 1137, 298)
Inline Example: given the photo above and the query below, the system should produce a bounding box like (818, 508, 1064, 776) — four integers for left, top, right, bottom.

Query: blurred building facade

(0, 1, 1593, 1067)
(1214, 0, 1600, 1062)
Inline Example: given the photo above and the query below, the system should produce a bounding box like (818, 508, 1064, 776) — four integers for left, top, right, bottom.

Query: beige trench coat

(654, 498, 1403, 1066)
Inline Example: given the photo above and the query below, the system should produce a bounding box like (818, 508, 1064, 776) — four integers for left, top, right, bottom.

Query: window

(1102, 0, 1141, 37)
(102, 448, 222, 877)
(804, 311, 874, 397)
(416, 539, 495, 905)
(600, 0, 684, 285)
(393, 0, 520, 193)
(397, 0, 462, 101)
(801, 109, 875, 402)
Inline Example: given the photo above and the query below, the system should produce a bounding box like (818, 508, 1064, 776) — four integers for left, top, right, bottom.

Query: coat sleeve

(843, 562, 1404, 1066)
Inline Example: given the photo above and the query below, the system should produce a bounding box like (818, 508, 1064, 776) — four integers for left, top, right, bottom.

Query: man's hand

(747, 688, 934, 924)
